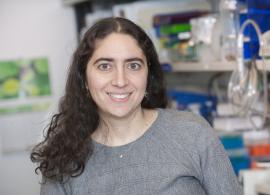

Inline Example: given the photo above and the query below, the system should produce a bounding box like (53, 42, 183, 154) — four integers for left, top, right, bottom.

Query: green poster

(0, 57, 52, 114)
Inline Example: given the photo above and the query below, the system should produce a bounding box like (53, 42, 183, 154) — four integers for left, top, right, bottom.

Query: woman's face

(86, 33, 148, 119)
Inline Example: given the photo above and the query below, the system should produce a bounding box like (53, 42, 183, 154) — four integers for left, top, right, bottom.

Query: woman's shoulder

(155, 108, 218, 150)
(157, 108, 211, 130)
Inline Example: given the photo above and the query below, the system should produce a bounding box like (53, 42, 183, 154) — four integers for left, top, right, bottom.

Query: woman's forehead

(91, 33, 146, 60)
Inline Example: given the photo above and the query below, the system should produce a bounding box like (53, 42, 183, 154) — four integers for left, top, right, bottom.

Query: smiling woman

(86, 33, 148, 121)
(30, 17, 242, 195)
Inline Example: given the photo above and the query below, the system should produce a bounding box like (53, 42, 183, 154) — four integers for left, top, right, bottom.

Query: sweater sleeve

(200, 132, 243, 195)
(40, 180, 67, 195)
(155, 109, 243, 194)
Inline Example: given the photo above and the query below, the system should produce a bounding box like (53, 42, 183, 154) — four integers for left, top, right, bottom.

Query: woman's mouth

(107, 92, 131, 102)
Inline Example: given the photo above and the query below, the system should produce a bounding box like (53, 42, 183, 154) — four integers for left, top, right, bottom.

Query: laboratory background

(0, 0, 270, 194)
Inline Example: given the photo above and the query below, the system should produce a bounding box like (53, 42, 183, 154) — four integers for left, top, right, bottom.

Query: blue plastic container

(167, 90, 217, 124)
(220, 134, 244, 150)
(230, 156, 250, 175)
(247, 0, 270, 10)
(240, 9, 270, 59)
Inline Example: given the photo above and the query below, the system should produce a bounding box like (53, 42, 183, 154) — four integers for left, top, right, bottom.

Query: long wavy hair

(31, 17, 167, 182)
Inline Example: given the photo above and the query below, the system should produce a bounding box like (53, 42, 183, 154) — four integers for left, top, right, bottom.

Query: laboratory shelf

(167, 60, 270, 72)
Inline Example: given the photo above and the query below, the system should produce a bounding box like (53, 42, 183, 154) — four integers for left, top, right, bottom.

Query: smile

(107, 92, 131, 101)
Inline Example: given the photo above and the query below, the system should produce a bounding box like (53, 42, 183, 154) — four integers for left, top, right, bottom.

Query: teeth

(109, 93, 129, 99)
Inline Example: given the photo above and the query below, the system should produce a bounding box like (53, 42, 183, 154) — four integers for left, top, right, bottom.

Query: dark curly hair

(30, 17, 167, 182)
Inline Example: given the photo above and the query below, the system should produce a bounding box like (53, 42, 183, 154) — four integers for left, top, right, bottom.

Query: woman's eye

(97, 63, 111, 71)
(128, 63, 141, 70)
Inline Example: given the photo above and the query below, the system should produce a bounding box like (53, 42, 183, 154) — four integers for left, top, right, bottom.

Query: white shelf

(62, 0, 88, 6)
(167, 60, 270, 72)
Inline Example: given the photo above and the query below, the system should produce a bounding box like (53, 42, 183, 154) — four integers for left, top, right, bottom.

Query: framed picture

(0, 57, 52, 115)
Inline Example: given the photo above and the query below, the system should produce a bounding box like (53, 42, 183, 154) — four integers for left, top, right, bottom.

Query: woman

(31, 17, 242, 195)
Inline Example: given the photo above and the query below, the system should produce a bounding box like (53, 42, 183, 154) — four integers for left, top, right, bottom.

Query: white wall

(0, 0, 77, 194)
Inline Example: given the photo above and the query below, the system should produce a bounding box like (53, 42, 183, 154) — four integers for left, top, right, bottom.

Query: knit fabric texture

(40, 108, 243, 195)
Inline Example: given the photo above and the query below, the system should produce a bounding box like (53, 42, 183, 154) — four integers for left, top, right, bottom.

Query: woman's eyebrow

(125, 57, 144, 63)
(93, 58, 113, 64)
(93, 57, 145, 64)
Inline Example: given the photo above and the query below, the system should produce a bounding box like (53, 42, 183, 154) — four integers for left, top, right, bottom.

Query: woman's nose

(111, 67, 128, 87)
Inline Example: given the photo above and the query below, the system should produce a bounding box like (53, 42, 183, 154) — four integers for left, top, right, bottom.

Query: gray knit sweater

(40, 109, 243, 195)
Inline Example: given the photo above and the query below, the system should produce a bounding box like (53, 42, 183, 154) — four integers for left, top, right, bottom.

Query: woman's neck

(92, 108, 157, 146)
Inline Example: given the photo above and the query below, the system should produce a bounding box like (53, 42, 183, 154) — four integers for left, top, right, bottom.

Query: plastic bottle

(219, 0, 240, 61)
